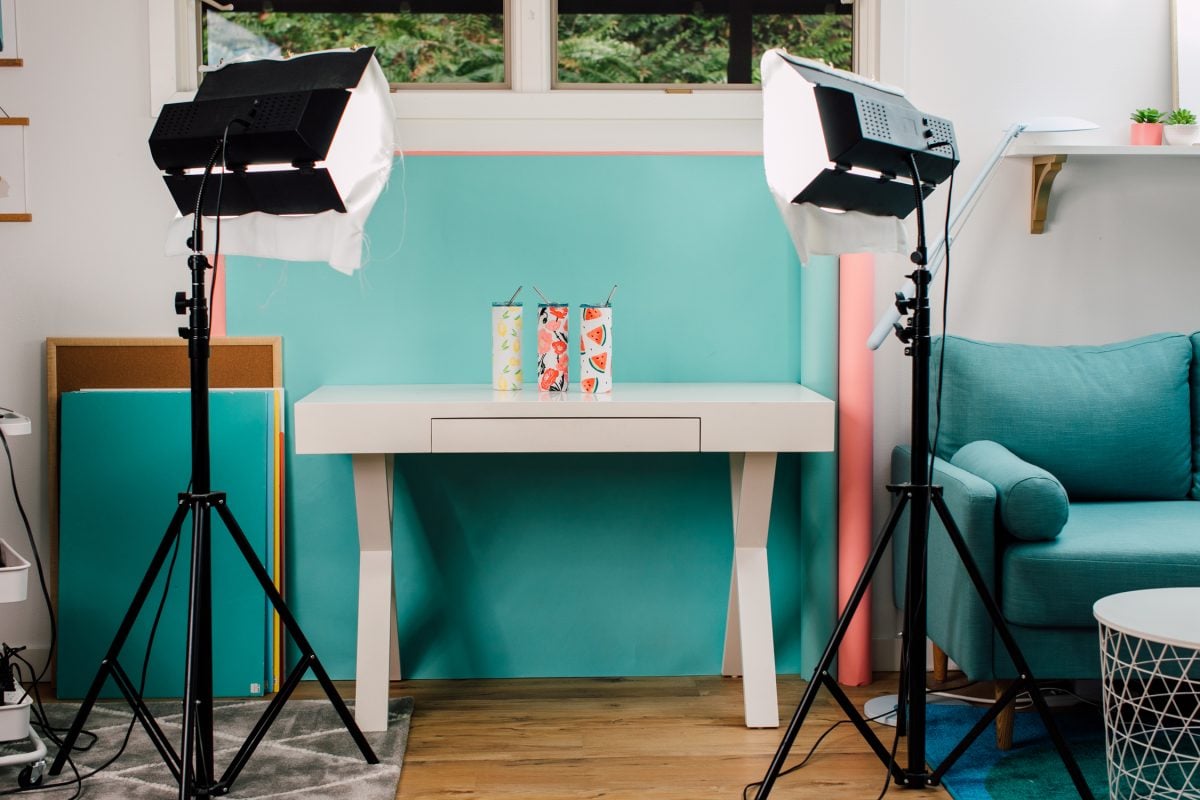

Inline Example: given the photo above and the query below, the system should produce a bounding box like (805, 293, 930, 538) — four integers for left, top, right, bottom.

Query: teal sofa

(892, 332, 1200, 698)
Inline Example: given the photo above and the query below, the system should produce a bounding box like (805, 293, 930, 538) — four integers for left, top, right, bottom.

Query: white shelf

(1003, 143, 1200, 232)
(1008, 143, 1200, 157)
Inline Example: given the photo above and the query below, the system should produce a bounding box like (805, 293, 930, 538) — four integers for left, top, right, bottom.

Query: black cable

(0, 531, 183, 797)
(0, 429, 56, 691)
(0, 424, 184, 795)
(208, 122, 235, 338)
(741, 706, 901, 800)
(11, 657, 97, 752)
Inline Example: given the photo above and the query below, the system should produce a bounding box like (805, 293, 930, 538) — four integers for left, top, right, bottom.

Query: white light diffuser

(165, 49, 396, 274)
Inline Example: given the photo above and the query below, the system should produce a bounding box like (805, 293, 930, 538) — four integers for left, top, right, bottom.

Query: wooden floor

(373, 674, 952, 800)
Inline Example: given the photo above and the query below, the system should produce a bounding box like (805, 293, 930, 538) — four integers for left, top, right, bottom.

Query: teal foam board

(226, 154, 839, 679)
(57, 390, 273, 699)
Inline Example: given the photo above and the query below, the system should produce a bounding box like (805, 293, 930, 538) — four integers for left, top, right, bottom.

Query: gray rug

(0, 697, 412, 799)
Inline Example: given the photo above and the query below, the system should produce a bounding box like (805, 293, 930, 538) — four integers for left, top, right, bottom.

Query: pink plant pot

(1130, 122, 1164, 145)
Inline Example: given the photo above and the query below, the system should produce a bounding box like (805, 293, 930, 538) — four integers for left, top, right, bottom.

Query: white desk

(294, 383, 835, 731)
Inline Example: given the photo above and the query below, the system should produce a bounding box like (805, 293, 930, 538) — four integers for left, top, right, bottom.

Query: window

(199, 0, 509, 87)
(555, 0, 852, 86)
(155, 0, 889, 150)
(195, 0, 849, 90)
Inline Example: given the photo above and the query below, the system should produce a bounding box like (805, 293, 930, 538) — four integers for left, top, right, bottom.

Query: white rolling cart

(0, 410, 46, 788)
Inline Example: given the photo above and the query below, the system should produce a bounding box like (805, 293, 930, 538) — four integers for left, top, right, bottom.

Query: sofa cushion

(933, 333, 1193, 500)
(1001, 501, 1200, 628)
(1190, 332, 1200, 499)
(950, 440, 1068, 541)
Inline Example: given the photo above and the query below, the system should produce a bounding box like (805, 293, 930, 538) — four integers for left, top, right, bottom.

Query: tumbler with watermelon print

(492, 302, 524, 390)
(537, 303, 570, 391)
(579, 305, 612, 394)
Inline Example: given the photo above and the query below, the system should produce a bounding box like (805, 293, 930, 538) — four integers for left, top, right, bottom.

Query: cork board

(45, 337, 281, 597)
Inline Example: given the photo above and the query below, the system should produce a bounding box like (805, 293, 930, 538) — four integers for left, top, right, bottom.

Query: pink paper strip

(837, 252, 874, 686)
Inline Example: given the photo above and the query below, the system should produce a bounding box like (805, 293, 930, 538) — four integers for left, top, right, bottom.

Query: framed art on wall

(0, 0, 21, 67)
(1174, 0, 1200, 113)
(0, 117, 30, 221)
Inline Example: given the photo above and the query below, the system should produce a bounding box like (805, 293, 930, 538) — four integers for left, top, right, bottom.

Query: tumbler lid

(492, 301, 524, 307)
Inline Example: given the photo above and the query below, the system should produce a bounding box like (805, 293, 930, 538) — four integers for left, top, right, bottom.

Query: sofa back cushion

(1189, 332, 1200, 499)
(932, 333, 1193, 500)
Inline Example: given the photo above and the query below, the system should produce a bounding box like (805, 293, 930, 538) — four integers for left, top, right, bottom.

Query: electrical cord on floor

(0, 531, 181, 797)
(0, 425, 184, 795)
(741, 705, 901, 800)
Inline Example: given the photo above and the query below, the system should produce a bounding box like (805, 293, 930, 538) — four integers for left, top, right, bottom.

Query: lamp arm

(866, 124, 1025, 350)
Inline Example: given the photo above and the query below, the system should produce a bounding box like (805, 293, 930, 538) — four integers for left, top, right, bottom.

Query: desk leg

(352, 453, 396, 733)
(722, 452, 780, 728)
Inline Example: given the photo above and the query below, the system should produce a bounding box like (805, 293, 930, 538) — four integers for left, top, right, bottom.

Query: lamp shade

(163, 48, 396, 274)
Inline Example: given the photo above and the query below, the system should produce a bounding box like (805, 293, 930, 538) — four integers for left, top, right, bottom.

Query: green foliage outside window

(558, 12, 851, 84)
(208, 12, 506, 84)
(205, 9, 851, 86)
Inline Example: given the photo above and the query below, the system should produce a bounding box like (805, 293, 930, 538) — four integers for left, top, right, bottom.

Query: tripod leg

(930, 493, 1095, 800)
(48, 501, 191, 778)
(178, 499, 213, 800)
(212, 501, 379, 764)
(754, 493, 910, 800)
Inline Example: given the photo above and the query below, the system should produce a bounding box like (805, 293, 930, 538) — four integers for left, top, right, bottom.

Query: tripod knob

(893, 320, 915, 344)
(894, 291, 912, 314)
(174, 291, 192, 316)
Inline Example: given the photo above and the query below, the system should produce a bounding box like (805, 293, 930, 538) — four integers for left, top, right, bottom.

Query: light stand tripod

(753, 154, 1094, 800)
(48, 242, 378, 799)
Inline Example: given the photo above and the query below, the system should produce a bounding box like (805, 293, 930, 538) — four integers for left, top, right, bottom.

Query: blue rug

(924, 704, 1109, 800)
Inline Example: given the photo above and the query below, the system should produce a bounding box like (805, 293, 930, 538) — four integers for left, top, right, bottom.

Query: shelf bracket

(1030, 154, 1067, 234)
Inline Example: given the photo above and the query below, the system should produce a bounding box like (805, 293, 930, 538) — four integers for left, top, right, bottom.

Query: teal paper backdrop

(226, 154, 838, 679)
(57, 390, 275, 699)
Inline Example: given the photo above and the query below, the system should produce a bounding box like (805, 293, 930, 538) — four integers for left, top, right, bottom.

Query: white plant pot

(0, 539, 30, 604)
(1164, 124, 1200, 145)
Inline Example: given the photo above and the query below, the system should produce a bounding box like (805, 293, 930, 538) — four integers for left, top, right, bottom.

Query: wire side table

(1095, 588, 1200, 800)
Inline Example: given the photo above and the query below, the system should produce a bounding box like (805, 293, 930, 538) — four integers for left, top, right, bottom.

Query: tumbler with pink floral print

(537, 302, 570, 391)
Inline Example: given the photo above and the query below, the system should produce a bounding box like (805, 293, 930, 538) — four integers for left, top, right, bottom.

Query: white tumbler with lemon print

(579, 304, 612, 393)
(492, 302, 523, 390)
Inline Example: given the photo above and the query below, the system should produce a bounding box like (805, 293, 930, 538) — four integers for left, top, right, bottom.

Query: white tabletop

(1093, 588, 1200, 650)
(294, 382, 835, 455)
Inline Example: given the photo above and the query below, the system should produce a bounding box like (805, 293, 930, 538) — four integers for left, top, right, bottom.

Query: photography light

(151, 47, 395, 273)
(777, 53, 958, 216)
(753, 51, 1093, 800)
(51, 48, 395, 800)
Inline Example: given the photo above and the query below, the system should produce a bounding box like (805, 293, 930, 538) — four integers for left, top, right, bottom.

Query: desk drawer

(432, 417, 700, 453)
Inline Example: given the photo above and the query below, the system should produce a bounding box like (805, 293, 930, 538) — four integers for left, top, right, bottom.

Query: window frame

(148, 0, 900, 151)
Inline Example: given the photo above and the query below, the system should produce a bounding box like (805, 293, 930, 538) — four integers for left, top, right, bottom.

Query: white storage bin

(0, 540, 29, 604)
(0, 688, 31, 743)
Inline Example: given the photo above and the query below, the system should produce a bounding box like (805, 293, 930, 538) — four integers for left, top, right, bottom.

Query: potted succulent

(1164, 108, 1200, 145)
(1130, 108, 1165, 145)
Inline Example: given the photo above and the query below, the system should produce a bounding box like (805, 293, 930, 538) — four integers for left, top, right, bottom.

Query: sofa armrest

(890, 445, 1002, 680)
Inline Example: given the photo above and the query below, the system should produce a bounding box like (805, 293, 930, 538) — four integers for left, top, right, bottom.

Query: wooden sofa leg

(932, 643, 948, 683)
(994, 681, 1014, 750)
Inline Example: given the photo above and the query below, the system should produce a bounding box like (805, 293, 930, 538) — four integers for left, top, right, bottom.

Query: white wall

(869, 0, 1200, 667)
(0, 2, 185, 662)
(2, 0, 1194, 673)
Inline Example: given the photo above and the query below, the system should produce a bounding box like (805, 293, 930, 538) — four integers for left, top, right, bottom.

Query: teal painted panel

(58, 390, 273, 699)
(226, 154, 836, 679)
